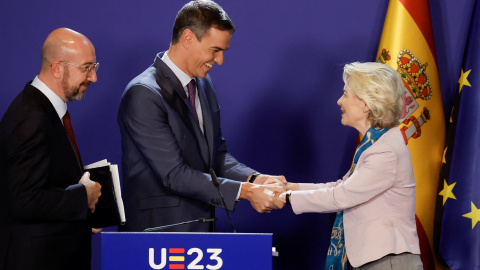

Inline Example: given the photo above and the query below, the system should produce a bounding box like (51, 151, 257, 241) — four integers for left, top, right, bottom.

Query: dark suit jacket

(0, 83, 91, 270)
(118, 52, 255, 232)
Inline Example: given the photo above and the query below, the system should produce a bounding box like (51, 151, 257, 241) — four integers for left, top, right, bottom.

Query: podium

(100, 232, 273, 270)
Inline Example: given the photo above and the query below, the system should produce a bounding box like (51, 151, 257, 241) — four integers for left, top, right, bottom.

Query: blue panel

(101, 232, 271, 270)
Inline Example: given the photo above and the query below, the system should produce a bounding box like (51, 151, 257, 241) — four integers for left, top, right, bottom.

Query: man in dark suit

(118, 0, 285, 232)
(0, 28, 102, 270)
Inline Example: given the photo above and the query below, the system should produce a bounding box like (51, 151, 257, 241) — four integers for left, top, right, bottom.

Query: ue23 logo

(149, 248, 223, 269)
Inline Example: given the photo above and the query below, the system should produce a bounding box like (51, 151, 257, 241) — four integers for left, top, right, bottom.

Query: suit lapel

(25, 85, 84, 173)
(196, 79, 213, 167)
(154, 54, 196, 131)
(154, 53, 210, 168)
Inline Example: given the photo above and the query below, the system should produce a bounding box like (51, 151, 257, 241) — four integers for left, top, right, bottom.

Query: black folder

(84, 162, 125, 228)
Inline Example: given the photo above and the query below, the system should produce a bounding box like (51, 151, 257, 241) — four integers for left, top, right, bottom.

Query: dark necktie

(187, 79, 198, 122)
(62, 110, 81, 162)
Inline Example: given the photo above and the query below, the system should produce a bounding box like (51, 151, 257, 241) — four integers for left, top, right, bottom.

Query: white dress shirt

(31, 76, 68, 123)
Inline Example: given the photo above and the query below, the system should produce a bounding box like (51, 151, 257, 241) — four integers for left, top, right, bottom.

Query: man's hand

(79, 172, 102, 213)
(92, 228, 103, 234)
(239, 183, 285, 213)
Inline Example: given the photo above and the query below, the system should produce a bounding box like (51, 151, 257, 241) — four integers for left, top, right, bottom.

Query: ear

(363, 103, 370, 113)
(181, 29, 194, 48)
(50, 61, 63, 79)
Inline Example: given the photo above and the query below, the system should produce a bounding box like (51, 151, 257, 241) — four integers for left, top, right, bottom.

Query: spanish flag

(376, 0, 446, 269)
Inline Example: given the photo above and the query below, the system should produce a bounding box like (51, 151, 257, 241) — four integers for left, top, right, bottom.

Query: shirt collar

(31, 76, 67, 120)
(161, 51, 195, 90)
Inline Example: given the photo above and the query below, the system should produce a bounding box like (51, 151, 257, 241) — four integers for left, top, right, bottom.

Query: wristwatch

(248, 172, 261, 183)
(285, 190, 292, 205)
(279, 190, 292, 205)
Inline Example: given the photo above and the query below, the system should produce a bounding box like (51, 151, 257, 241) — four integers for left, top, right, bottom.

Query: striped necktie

(187, 79, 198, 123)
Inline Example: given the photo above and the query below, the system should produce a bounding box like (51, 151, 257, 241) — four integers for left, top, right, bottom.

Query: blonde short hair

(343, 62, 405, 129)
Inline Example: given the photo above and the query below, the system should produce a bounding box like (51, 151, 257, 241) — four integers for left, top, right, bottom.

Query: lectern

(100, 232, 272, 270)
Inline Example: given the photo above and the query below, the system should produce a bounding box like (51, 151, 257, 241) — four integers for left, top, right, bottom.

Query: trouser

(354, 253, 423, 270)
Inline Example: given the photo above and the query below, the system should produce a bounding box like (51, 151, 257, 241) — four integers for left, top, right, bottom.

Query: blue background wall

(0, 0, 475, 269)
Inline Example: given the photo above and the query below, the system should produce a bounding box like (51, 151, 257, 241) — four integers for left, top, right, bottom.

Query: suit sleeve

(215, 141, 255, 181)
(296, 168, 350, 190)
(119, 85, 243, 210)
(5, 113, 88, 221)
(291, 143, 397, 214)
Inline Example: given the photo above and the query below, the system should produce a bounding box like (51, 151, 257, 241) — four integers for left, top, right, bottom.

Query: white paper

(110, 164, 126, 224)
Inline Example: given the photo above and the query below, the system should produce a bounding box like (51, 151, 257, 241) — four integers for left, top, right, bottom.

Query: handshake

(239, 173, 297, 213)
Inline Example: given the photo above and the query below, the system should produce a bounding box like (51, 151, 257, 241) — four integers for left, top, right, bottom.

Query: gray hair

(343, 62, 405, 129)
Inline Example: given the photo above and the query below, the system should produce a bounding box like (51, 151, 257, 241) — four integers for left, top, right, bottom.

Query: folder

(84, 159, 126, 228)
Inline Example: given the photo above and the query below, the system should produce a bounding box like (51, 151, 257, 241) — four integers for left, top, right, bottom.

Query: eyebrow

(80, 61, 96, 66)
(212, 46, 228, 51)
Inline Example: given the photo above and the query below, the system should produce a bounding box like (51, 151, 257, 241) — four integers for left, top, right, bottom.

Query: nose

(214, 51, 224, 66)
(88, 69, 98, 83)
(337, 95, 343, 106)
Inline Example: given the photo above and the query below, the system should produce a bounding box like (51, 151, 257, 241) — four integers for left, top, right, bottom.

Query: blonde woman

(276, 62, 422, 270)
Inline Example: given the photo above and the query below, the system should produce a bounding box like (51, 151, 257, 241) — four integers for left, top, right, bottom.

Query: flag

(438, 1, 480, 268)
(375, 0, 446, 268)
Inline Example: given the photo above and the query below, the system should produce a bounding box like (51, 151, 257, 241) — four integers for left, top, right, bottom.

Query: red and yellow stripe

(377, 0, 446, 269)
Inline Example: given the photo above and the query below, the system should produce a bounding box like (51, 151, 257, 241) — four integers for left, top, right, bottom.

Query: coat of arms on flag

(377, 48, 433, 144)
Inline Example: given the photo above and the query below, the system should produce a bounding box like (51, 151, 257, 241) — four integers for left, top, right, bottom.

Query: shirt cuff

(236, 182, 244, 201)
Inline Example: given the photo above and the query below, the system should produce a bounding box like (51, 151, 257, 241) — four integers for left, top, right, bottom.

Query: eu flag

(438, 1, 480, 269)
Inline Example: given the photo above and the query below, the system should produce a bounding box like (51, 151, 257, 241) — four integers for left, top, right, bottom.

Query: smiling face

(337, 85, 370, 133)
(61, 65, 97, 102)
(184, 27, 231, 78)
(61, 55, 97, 102)
(40, 28, 98, 102)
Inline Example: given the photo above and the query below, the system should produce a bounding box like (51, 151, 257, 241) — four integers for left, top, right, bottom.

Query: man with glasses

(0, 28, 101, 270)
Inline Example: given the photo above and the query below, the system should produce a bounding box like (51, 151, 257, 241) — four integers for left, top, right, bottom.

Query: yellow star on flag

(462, 202, 480, 229)
(439, 180, 456, 205)
(458, 68, 472, 93)
(443, 146, 447, 164)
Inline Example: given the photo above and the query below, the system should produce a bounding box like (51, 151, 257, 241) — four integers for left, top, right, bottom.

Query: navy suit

(118, 52, 255, 232)
(0, 84, 91, 270)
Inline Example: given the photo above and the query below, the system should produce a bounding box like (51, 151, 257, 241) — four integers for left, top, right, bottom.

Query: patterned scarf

(325, 126, 388, 270)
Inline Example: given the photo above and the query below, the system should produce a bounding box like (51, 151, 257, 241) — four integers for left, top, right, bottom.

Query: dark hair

(171, 0, 235, 44)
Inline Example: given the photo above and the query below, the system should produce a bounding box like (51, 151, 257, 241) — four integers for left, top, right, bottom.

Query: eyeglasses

(60, 61, 100, 74)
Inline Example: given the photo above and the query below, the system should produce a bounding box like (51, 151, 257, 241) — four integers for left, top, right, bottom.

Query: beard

(62, 67, 87, 101)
